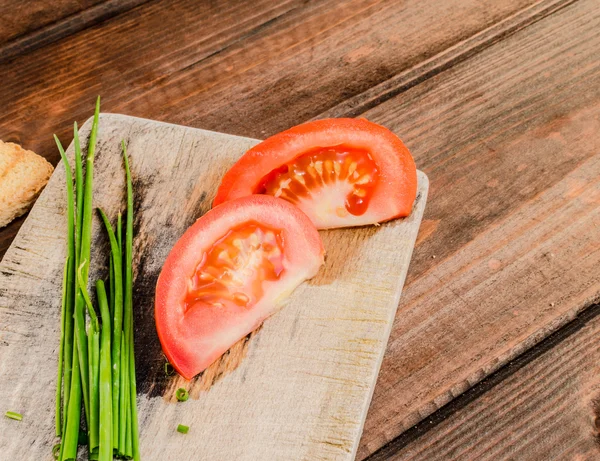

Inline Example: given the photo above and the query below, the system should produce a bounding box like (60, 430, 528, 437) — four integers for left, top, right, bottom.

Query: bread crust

(0, 141, 54, 227)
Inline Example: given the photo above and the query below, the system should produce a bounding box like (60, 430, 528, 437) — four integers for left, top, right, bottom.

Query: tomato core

(255, 146, 379, 217)
(185, 222, 284, 312)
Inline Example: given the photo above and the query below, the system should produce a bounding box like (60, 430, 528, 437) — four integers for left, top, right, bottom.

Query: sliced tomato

(213, 118, 417, 229)
(155, 195, 324, 380)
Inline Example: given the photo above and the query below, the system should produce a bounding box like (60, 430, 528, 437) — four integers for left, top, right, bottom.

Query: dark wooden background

(2, 0, 600, 459)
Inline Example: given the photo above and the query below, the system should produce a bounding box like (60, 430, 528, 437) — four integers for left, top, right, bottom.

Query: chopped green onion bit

(164, 362, 174, 376)
(177, 424, 190, 434)
(5, 411, 22, 421)
(4, 411, 23, 421)
(176, 388, 189, 402)
(52, 443, 61, 460)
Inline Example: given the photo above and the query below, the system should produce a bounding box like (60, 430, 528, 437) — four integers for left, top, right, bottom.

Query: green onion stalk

(55, 99, 140, 460)
(124, 141, 141, 461)
(54, 138, 75, 438)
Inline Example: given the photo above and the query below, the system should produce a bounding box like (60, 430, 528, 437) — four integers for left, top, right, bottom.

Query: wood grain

(384, 303, 600, 461)
(0, 0, 551, 259)
(0, 0, 104, 44)
(2, 0, 599, 458)
(0, 0, 543, 164)
(0, 114, 428, 460)
(0, 0, 150, 64)
(353, 0, 600, 456)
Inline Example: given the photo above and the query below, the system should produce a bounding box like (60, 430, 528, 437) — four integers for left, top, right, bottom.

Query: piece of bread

(0, 140, 54, 227)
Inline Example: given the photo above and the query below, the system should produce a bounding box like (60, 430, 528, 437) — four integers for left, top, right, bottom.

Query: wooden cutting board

(0, 114, 427, 460)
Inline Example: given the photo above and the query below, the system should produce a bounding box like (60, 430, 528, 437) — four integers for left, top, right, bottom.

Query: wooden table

(1, 0, 599, 459)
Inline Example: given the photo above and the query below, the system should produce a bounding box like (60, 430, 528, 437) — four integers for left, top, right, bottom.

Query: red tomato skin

(213, 118, 417, 228)
(155, 195, 324, 380)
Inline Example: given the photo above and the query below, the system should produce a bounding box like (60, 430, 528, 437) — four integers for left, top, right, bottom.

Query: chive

(87, 328, 98, 454)
(108, 254, 113, 314)
(177, 424, 189, 434)
(120, 143, 132, 458)
(73, 98, 102, 430)
(54, 136, 76, 437)
(164, 362, 174, 376)
(5, 411, 22, 421)
(176, 388, 189, 402)
(96, 281, 113, 461)
(78, 96, 100, 284)
(124, 141, 141, 461)
(73, 122, 84, 250)
(77, 262, 99, 332)
(72, 296, 90, 434)
(90, 329, 101, 455)
(125, 395, 133, 458)
(55, 257, 69, 436)
(58, 99, 100, 461)
(61, 344, 82, 461)
(98, 208, 123, 449)
(118, 334, 128, 454)
(71, 124, 83, 424)
(117, 213, 122, 259)
(52, 443, 61, 460)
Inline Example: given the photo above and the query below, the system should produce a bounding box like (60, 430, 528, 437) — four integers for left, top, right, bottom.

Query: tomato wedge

(213, 118, 417, 229)
(155, 195, 324, 379)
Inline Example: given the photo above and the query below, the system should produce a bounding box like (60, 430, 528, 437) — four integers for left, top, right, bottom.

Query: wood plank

(0, 0, 104, 44)
(0, 114, 428, 460)
(0, 0, 594, 455)
(352, 0, 600, 456)
(0, 0, 150, 63)
(382, 303, 600, 461)
(0, 0, 552, 258)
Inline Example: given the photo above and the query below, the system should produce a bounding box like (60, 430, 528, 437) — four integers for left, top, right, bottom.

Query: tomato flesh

(155, 195, 324, 380)
(186, 222, 284, 311)
(213, 118, 418, 229)
(255, 146, 379, 219)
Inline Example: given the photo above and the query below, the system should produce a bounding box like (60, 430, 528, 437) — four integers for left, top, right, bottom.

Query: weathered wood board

(386, 305, 600, 461)
(0, 114, 428, 460)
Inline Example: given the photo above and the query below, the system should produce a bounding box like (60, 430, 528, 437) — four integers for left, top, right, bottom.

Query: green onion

(71, 123, 83, 423)
(164, 362, 174, 376)
(125, 399, 133, 458)
(52, 443, 61, 460)
(176, 388, 189, 402)
(96, 281, 113, 461)
(61, 345, 82, 460)
(88, 329, 100, 454)
(72, 97, 102, 430)
(177, 424, 189, 434)
(60, 98, 100, 461)
(108, 254, 114, 314)
(98, 208, 123, 450)
(123, 141, 141, 461)
(77, 262, 99, 332)
(55, 100, 141, 461)
(117, 213, 122, 258)
(119, 340, 128, 454)
(54, 136, 76, 438)
(78, 96, 100, 285)
(55, 257, 69, 436)
(5, 411, 22, 421)
(118, 333, 128, 454)
(73, 122, 84, 250)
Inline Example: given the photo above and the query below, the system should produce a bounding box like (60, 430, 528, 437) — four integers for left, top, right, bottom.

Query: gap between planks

(349, 0, 598, 456)
(363, 302, 600, 460)
(318, 0, 577, 119)
(0, 0, 592, 457)
(0, 0, 151, 64)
